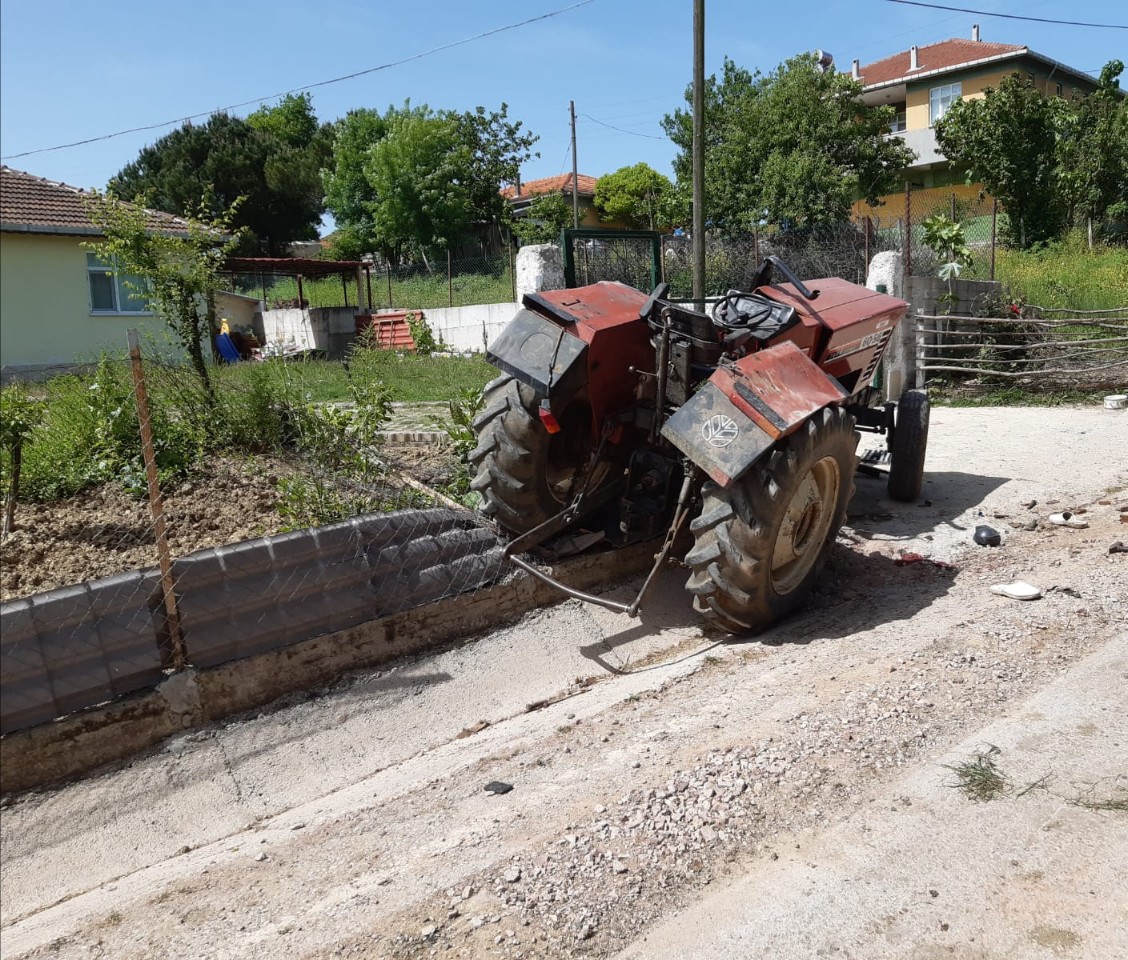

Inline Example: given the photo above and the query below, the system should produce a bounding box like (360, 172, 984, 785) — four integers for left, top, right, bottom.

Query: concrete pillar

(515, 244, 565, 301)
(867, 250, 914, 402)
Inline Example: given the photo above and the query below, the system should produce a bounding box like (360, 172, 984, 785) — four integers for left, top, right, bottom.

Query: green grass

(216, 351, 497, 404)
(967, 231, 1128, 311)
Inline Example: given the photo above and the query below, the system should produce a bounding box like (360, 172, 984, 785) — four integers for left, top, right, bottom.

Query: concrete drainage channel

(0, 517, 659, 794)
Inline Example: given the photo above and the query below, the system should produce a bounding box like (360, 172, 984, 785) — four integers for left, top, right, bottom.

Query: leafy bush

(427, 386, 485, 503)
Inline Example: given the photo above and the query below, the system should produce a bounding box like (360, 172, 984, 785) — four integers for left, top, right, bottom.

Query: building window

(1055, 82, 1063, 97)
(929, 82, 962, 125)
(87, 254, 149, 313)
(890, 105, 907, 133)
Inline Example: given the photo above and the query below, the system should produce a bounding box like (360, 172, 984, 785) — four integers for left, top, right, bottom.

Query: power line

(881, 0, 1127, 29)
(580, 114, 669, 141)
(1, 0, 598, 161)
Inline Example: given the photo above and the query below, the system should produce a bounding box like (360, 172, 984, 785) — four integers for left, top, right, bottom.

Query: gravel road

(1, 405, 1125, 960)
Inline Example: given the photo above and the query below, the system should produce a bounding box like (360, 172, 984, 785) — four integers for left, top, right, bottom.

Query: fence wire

(225, 250, 516, 313)
(0, 337, 507, 733)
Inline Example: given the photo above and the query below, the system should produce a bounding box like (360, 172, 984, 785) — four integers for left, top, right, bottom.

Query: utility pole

(692, 0, 705, 309)
(570, 99, 580, 230)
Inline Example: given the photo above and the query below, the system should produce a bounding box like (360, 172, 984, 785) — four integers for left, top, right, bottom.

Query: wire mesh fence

(0, 334, 506, 733)
(225, 250, 516, 312)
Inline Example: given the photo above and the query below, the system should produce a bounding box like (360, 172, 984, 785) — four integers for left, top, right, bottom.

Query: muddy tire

(684, 406, 858, 635)
(887, 389, 930, 502)
(468, 376, 595, 537)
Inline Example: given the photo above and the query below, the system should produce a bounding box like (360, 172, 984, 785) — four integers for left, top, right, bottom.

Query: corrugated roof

(858, 38, 1026, 88)
(501, 173, 599, 201)
(0, 165, 190, 236)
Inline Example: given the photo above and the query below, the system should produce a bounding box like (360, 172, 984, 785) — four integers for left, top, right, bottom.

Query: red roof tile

(857, 38, 1025, 88)
(1, 165, 190, 235)
(501, 173, 599, 201)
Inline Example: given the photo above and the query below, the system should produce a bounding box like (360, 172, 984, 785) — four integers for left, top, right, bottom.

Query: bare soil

(0, 442, 456, 602)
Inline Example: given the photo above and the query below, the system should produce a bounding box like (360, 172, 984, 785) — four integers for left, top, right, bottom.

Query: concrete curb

(0, 541, 662, 794)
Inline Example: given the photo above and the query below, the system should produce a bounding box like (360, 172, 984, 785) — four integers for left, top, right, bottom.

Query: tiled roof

(858, 38, 1026, 88)
(0, 165, 190, 235)
(501, 173, 599, 201)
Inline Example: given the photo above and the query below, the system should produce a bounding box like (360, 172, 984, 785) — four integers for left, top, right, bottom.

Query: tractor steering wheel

(711, 291, 774, 331)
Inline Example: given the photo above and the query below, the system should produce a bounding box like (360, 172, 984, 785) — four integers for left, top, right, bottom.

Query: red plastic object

(538, 402, 562, 434)
(355, 312, 417, 350)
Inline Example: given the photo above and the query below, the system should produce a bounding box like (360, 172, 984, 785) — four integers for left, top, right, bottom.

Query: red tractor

(470, 257, 928, 634)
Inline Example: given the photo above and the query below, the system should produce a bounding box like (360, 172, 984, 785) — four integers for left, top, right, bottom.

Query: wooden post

(365, 265, 373, 313)
(386, 263, 393, 309)
(509, 243, 516, 302)
(341, 272, 349, 308)
(863, 216, 871, 275)
(448, 249, 453, 308)
(355, 265, 365, 312)
(127, 330, 185, 670)
(990, 199, 998, 281)
(753, 226, 760, 266)
(296, 274, 305, 310)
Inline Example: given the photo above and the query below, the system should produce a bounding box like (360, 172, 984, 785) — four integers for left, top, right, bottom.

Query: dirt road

(2, 406, 1125, 959)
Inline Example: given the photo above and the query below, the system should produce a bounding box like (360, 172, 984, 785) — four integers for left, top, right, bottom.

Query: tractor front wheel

(685, 406, 858, 635)
(469, 376, 596, 537)
(887, 389, 930, 502)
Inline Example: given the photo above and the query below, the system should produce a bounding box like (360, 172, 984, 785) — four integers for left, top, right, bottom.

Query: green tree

(84, 192, 244, 397)
(935, 74, 1065, 247)
(111, 99, 328, 255)
(594, 163, 674, 229)
(1055, 60, 1127, 238)
(364, 106, 472, 264)
(661, 54, 914, 230)
(511, 192, 573, 245)
(323, 101, 538, 261)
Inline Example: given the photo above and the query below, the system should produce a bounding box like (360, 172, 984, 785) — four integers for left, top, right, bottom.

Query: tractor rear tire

(468, 375, 595, 537)
(684, 406, 858, 635)
(887, 389, 930, 502)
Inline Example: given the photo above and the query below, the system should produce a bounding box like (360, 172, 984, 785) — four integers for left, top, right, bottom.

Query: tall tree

(935, 74, 1065, 248)
(323, 101, 538, 261)
(662, 54, 914, 231)
(111, 96, 328, 255)
(594, 163, 675, 229)
(1055, 60, 1127, 238)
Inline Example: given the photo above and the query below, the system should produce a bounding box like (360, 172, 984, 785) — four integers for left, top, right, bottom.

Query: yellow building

(0, 166, 191, 380)
(849, 27, 1101, 220)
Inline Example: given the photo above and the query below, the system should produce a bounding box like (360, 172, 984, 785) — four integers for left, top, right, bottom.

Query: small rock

(503, 867, 522, 884)
(254, 852, 267, 862)
(421, 924, 438, 939)
(612, 860, 628, 874)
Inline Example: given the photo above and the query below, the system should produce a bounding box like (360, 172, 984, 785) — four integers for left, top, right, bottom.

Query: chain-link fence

(0, 335, 505, 733)
(226, 250, 516, 312)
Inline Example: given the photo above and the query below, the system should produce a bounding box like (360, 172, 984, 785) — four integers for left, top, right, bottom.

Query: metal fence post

(903, 182, 912, 278)
(126, 329, 185, 670)
(509, 243, 517, 302)
(990, 199, 998, 281)
(448, 249, 454, 308)
(386, 262, 393, 310)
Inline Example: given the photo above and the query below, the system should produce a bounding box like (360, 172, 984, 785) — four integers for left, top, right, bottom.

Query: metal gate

(563, 228, 661, 292)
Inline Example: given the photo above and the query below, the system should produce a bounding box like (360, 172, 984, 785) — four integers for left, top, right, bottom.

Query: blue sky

(2, 0, 1124, 213)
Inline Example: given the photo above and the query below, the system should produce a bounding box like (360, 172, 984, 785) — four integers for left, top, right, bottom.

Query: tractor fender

(661, 340, 848, 487)
(486, 308, 587, 405)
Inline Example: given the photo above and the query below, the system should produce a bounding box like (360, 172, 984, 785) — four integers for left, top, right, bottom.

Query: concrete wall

(404, 302, 519, 353)
(0, 232, 169, 376)
(259, 306, 361, 360)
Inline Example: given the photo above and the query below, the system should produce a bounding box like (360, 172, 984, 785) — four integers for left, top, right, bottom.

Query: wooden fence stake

(127, 329, 185, 670)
